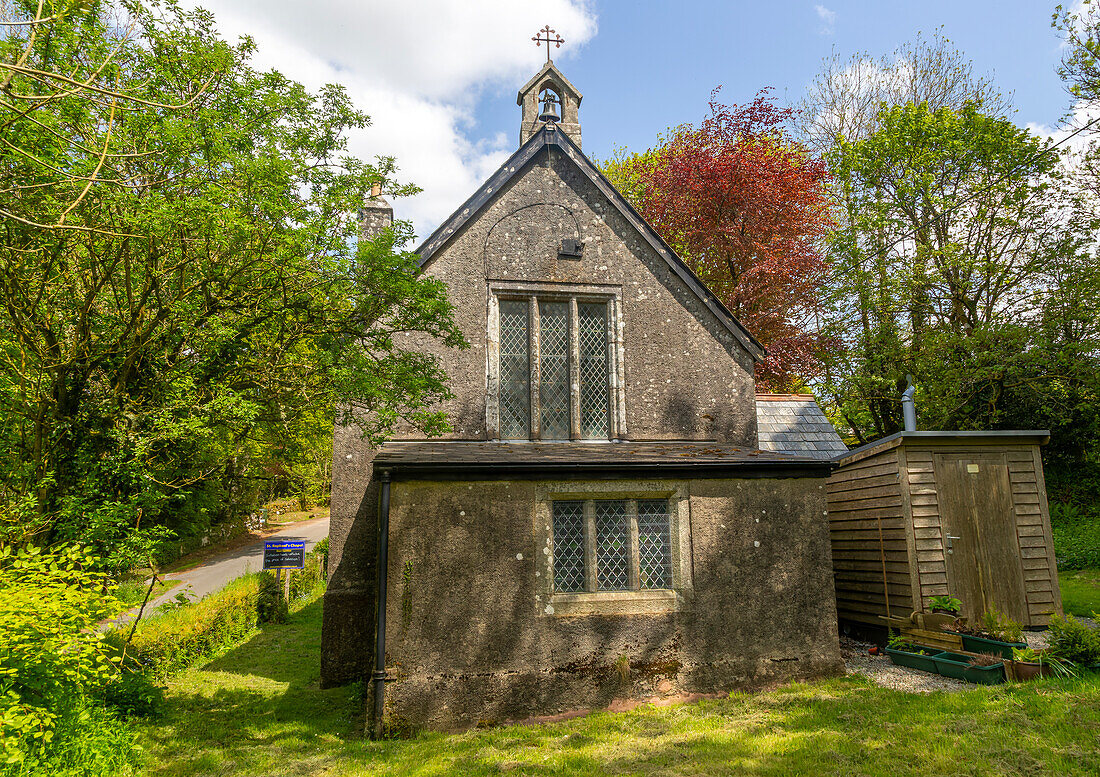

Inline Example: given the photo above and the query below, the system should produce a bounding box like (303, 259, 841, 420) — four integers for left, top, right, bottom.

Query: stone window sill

(548, 589, 685, 617)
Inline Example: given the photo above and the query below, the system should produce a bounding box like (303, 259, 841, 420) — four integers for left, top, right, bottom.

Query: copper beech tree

(603, 90, 833, 389)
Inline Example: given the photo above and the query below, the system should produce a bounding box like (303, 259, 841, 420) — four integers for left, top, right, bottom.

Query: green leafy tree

(0, 1, 464, 558)
(1055, 1, 1100, 110)
(820, 102, 1079, 443)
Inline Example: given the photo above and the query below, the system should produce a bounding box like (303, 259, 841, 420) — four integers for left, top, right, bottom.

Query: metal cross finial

(532, 25, 564, 64)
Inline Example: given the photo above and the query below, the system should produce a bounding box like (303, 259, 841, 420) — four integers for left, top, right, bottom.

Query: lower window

(552, 498, 673, 593)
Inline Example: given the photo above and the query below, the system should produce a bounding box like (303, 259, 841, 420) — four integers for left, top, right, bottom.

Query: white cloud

(814, 4, 836, 35)
(180, 1, 598, 239)
(1027, 101, 1100, 162)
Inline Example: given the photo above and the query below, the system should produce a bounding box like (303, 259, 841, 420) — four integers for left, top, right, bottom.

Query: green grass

(1060, 568, 1100, 618)
(137, 588, 1100, 777)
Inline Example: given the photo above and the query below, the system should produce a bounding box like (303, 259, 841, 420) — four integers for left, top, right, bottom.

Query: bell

(538, 92, 560, 123)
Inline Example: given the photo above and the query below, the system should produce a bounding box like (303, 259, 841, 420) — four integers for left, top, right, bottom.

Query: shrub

(289, 551, 325, 600)
(0, 545, 127, 768)
(95, 667, 164, 719)
(121, 574, 264, 679)
(2, 702, 138, 777)
(258, 572, 288, 624)
(1049, 501, 1100, 569)
(1046, 614, 1100, 665)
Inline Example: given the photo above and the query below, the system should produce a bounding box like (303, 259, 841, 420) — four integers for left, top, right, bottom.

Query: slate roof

(414, 123, 765, 362)
(373, 440, 833, 480)
(756, 394, 849, 460)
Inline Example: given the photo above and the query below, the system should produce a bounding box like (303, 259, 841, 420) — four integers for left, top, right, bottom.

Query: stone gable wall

(393, 144, 758, 443)
(323, 144, 761, 688)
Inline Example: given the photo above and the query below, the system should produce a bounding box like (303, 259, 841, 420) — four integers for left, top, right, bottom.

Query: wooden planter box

(1005, 659, 1054, 681)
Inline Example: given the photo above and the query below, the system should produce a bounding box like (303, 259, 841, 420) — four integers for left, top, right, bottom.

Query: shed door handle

(945, 534, 961, 551)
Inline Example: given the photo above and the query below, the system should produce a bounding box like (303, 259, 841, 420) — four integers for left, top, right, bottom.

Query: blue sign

(264, 540, 306, 570)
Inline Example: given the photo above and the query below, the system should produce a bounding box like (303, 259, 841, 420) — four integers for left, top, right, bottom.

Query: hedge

(117, 545, 328, 679)
(118, 573, 265, 679)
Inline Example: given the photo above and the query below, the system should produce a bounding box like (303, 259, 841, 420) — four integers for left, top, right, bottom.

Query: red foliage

(621, 89, 833, 389)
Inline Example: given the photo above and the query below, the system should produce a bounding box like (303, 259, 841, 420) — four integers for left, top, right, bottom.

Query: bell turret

(517, 61, 582, 147)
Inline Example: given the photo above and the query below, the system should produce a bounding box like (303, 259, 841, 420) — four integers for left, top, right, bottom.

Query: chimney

(901, 377, 917, 432)
(359, 182, 393, 240)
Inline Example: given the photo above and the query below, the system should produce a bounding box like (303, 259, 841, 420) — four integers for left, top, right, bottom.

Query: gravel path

(842, 616, 1100, 692)
(841, 637, 970, 693)
(841, 629, 1055, 693)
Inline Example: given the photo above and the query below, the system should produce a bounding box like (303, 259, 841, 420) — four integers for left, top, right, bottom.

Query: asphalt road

(122, 515, 330, 621)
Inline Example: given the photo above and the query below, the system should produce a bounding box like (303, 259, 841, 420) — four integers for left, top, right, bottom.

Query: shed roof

(833, 430, 1051, 467)
(373, 440, 833, 480)
(755, 394, 849, 460)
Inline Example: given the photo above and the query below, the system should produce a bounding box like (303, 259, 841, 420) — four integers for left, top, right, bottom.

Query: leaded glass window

(538, 301, 570, 439)
(637, 500, 673, 589)
(551, 498, 673, 594)
(595, 500, 630, 591)
(498, 299, 530, 438)
(552, 501, 586, 592)
(493, 293, 612, 440)
(578, 302, 610, 438)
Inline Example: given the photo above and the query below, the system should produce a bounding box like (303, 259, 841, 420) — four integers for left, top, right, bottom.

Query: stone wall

(323, 143, 763, 686)
(378, 475, 842, 732)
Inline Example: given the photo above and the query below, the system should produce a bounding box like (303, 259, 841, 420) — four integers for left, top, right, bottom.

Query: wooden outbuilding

(827, 431, 1062, 632)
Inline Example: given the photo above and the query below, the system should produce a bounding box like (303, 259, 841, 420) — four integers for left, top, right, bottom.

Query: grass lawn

(138, 589, 1100, 777)
(1060, 568, 1100, 618)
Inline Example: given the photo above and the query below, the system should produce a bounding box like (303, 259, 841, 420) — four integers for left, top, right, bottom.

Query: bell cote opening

(517, 62, 582, 148)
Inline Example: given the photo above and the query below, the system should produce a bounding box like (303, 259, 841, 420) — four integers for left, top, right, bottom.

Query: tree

(0, 1, 464, 556)
(799, 29, 1011, 153)
(820, 101, 1076, 444)
(602, 90, 834, 389)
(1054, 1, 1100, 111)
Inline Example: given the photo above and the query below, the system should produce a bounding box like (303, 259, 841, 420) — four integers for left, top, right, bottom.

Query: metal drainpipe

(371, 469, 392, 740)
(901, 378, 917, 432)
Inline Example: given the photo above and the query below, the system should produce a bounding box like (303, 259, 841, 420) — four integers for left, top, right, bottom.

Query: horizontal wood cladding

(905, 442, 1058, 627)
(826, 447, 909, 629)
(829, 438, 1061, 630)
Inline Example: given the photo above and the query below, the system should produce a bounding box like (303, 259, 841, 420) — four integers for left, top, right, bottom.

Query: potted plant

(929, 595, 962, 615)
(884, 631, 939, 673)
(943, 608, 1026, 658)
(1007, 647, 1076, 681)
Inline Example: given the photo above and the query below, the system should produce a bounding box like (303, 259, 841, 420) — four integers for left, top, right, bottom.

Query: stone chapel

(322, 60, 843, 734)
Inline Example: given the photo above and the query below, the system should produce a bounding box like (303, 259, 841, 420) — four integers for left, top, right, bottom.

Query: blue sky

(190, 1, 1078, 238)
(477, 2, 1070, 165)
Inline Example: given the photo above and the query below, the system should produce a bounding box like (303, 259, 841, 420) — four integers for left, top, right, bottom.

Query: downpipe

(371, 470, 391, 740)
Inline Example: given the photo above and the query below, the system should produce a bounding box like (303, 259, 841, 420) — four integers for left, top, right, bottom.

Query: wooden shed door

(932, 453, 1028, 625)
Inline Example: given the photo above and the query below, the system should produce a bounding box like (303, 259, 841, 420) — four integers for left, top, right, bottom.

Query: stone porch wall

(375, 475, 842, 732)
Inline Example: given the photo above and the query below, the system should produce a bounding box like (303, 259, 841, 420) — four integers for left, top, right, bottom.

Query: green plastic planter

(944, 632, 1028, 659)
(885, 647, 939, 673)
(931, 651, 1006, 685)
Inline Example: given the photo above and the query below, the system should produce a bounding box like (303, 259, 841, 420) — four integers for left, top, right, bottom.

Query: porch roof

(372, 440, 833, 481)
